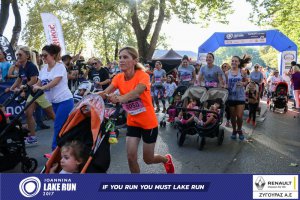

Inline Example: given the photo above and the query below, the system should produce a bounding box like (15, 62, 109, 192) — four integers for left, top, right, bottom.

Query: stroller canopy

(181, 86, 207, 100)
(59, 94, 105, 145)
(200, 88, 228, 103)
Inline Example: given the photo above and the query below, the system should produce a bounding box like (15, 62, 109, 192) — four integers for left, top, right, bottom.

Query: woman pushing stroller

(98, 46, 175, 174)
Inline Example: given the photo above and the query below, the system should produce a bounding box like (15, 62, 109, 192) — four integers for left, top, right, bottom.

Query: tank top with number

(227, 69, 245, 102)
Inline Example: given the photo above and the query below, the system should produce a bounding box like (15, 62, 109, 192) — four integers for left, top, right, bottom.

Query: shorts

(227, 100, 245, 107)
(26, 93, 52, 109)
(127, 126, 158, 144)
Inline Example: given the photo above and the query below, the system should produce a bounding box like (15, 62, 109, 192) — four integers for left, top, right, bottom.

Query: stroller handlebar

(175, 107, 219, 115)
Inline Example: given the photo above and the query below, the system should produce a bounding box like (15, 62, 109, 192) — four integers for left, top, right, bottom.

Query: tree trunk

(130, 0, 165, 63)
(146, 0, 165, 61)
(10, 0, 21, 50)
(114, 41, 118, 61)
(0, 0, 11, 35)
(73, 29, 84, 55)
(101, 20, 110, 64)
(114, 24, 123, 60)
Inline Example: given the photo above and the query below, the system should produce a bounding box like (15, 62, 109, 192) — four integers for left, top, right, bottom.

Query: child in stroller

(194, 102, 220, 127)
(176, 87, 228, 150)
(43, 94, 113, 173)
(175, 97, 200, 125)
(50, 140, 89, 174)
(269, 82, 288, 112)
(73, 81, 93, 104)
(166, 85, 188, 124)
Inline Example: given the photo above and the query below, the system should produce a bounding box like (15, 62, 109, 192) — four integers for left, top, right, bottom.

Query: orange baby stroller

(42, 94, 112, 173)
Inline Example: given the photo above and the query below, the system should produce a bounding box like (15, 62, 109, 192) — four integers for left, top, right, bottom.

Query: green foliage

(246, 0, 300, 57)
(214, 47, 267, 67)
(21, 0, 233, 61)
(258, 46, 278, 68)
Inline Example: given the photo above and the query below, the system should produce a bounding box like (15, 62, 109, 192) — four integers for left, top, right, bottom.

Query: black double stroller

(176, 87, 228, 150)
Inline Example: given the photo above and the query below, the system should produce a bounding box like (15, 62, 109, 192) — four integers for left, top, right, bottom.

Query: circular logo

(284, 53, 295, 61)
(226, 33, 233, 39)
(19, 177, 41, 198)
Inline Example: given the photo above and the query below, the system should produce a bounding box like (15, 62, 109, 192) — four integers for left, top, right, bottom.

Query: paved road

(4, 100, 299, 174)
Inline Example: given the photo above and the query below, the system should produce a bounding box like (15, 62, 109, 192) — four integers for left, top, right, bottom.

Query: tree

(10, 0, 21, 49)
(0, 0, 22, 49)
(22, 0, 88, 54)
(21, 0, 136, 61)
(90, 0, 233, 62)
(0, 0, 10, 35)
(258, 46, 278, 69)
(215, 47, 266, 67)
(22, 0, 233, 62)
(246, 0, 300, 56)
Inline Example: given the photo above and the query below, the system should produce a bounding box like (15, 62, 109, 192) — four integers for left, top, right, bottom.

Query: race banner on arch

(40, 13, 66, 55)
(0, 34, 16, 64)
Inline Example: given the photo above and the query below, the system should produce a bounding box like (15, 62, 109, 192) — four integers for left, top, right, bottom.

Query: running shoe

(246, 118, 251, 123)
(252, 121, 256, 127)
(25, 136, 38, 145)
(164, 154, 175, 174)
(237, 130, 244, 141)
(230, 131, 237, 140)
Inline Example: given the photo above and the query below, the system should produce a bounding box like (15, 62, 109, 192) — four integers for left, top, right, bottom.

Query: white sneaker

(24, 136, 38, 146)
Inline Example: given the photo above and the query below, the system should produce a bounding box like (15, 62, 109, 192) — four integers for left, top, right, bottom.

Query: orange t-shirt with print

(112, 69, 158, 129)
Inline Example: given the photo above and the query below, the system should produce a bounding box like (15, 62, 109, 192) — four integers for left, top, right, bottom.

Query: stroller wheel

(21, 158, 38, 173)
(177, 131, 185, 146)
(198, 136, 206, 151)
(217, 128, 225, 146)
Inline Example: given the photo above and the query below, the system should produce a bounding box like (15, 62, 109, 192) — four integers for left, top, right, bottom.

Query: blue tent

(197, 29, 298, 74)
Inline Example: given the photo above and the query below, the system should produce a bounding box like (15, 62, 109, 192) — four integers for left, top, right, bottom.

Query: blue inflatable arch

(197, 29, 298, 75)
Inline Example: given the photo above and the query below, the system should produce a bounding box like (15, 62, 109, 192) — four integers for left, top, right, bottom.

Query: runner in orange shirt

(98, 46, 174, 173)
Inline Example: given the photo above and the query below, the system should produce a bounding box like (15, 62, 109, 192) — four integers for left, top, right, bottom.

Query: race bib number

(205, 81, 218, 88)
(122, 99, 146, 115)
(155, 77, 161, 83)
(181, 74, 191, 81)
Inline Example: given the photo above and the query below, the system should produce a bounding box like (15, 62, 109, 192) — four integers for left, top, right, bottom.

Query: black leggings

(225, 104, 230, 121)
(248, 103, 258, 121)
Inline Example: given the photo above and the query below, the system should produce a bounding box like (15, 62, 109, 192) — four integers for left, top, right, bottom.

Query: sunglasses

(254, 66, 259, 68)
(16, 53, 23, 57)
(91, 62, 98, 65)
